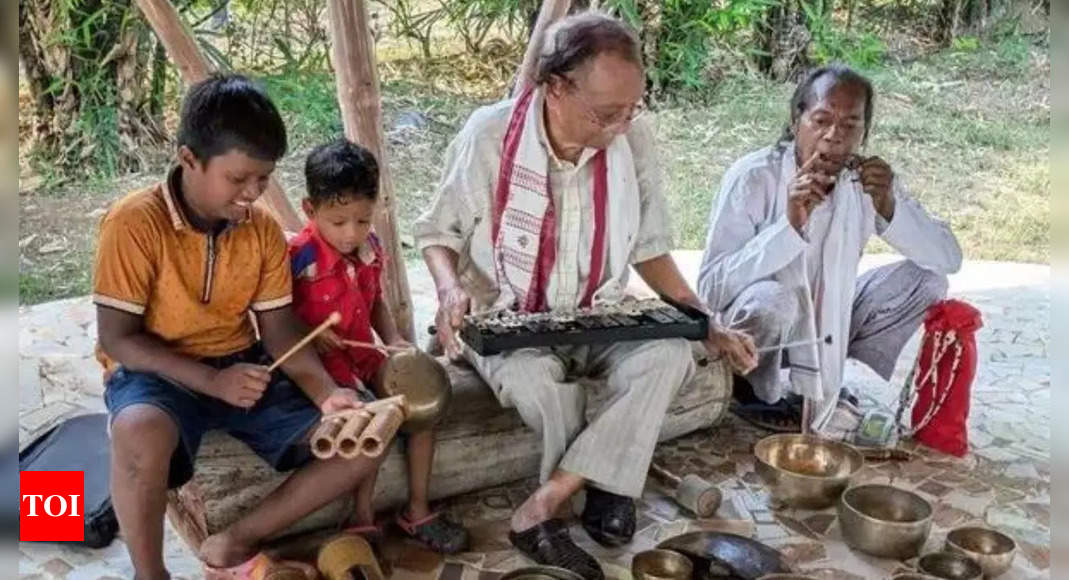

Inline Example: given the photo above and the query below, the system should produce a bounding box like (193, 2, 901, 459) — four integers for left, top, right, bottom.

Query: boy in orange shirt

(94, 75, 384, 578)
(289, 139, 469, 553)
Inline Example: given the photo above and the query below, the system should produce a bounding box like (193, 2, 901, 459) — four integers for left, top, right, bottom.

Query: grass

(17, 35, 1049, 305)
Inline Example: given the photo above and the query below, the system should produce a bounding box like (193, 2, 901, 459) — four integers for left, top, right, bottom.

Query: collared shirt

(413, 95, 673, 313)
(535, 102, 606, 310)
(93, 167, 293, 369)
(289, 223, 386, 386)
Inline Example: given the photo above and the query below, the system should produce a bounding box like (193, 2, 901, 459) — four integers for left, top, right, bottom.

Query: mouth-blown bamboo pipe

(355, 404, 404, 458)
(335, 411, 373, 459)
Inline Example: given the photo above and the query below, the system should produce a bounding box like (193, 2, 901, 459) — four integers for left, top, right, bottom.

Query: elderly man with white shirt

(698, 64, 962, 437)
(415, 12, 755, 579)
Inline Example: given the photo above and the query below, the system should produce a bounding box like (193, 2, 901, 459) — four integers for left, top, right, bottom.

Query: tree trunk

(635, 0, 663, 100)
(939, 0, 964, 45)
(327, 0, 415, 341)
(18, 0, 59, 155)
(759, 0, 810, 82)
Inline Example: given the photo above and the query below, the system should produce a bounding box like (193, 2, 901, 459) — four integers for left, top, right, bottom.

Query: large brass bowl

(754, 434, 864, 509)
(945, 527, 1017, 578)
(837, 484, 933, 559)
(379, 349, 452, 432)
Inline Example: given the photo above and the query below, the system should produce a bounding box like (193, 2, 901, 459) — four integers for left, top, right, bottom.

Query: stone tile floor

(19, 253, 1049, 579)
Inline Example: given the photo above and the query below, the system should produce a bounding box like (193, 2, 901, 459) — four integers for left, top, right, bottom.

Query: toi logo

(20, 471, 84, 542)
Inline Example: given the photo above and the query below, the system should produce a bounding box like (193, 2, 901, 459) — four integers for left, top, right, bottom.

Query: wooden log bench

(165, 345, 731, 549)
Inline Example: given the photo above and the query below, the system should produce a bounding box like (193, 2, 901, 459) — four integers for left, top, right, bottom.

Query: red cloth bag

(907, 299, 983, 457)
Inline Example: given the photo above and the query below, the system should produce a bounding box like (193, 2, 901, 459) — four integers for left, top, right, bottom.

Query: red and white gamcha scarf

(491, 87, 639, 312)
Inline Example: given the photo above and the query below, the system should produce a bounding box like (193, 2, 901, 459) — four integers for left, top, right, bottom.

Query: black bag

(19, 413, 118, 548)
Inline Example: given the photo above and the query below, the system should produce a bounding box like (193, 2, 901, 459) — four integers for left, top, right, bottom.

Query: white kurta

(412, 94, 674, 312)
(697, 143, 962, 432)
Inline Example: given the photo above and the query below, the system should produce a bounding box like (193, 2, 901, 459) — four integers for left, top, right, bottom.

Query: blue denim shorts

(104, 344, 321, 488)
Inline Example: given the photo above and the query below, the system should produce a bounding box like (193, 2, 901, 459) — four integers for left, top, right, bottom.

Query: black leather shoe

(508, 519, 604, 580)
(581, 487, 636, 547)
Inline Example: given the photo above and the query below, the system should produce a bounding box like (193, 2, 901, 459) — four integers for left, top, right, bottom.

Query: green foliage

(951, 35, 981, 52)
(606, 0, 775, 96)
(439, 0, 536, 53)
(258, 72, 341, 149)
(802, 0, 887, 68)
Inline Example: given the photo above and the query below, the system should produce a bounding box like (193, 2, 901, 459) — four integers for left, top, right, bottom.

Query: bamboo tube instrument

(310, 395, 409, 460)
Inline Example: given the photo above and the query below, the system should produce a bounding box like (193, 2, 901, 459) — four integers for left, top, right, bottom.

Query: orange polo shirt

(93, 167, 292, 371)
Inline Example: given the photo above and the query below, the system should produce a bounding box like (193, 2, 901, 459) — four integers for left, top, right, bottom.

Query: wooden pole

(326, 0, 415, 341)
(511, 0, 573, 98)
(133, 0, 304, 233)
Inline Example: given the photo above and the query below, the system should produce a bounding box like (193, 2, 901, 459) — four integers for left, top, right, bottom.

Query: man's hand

(208, 363, 271, 409)
(858, 156, 895, 220)
(787, 151, 838, 234)
(703, 325, 758, 374)
(317, 387, 366, 415)
(313, 327, 345, 354)
(435, 285, 471, 360)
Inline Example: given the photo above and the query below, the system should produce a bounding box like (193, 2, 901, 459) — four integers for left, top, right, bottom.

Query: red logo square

(20, 471, 84, 542)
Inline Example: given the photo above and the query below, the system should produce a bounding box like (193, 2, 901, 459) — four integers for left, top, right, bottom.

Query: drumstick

(756, 334, 833, 353)
(267, 311, 342, 372)
(340, 339, 413, 354)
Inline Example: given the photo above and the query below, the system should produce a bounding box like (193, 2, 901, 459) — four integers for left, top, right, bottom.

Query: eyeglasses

(561, 76, 646, 129)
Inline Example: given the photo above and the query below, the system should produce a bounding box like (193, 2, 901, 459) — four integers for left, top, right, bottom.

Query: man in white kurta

(415, 13, 755, 579)
(698, 65, 962, 436)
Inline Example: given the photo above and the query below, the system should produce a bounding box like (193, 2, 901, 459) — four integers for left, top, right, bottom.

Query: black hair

(534, 12, 642, 85)
(777, 63, 875, 146)
(304, 138, 380, 206)
(177, 73, 287, 162)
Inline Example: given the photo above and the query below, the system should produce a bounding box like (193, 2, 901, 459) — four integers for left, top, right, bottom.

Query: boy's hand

(318, 387, 365, 415)
(210, 363, 271, 409)
(314, 328, 345, 354)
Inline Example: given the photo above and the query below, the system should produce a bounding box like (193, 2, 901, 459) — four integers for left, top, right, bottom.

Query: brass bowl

(380, 349, 452, 432)
(837, 484, 933, 559)
(500, 566, 586, 580)
(754, 434, 864, 509)
(918, 552, 983, 580)
(945, 527, 1017, 578)
(632, 549, 693, 580)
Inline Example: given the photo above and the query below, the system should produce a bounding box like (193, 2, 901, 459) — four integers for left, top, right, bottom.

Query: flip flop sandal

(204, 552, 318, 580)
(396, 511, 470, 554)
(731, 401, 802, 433)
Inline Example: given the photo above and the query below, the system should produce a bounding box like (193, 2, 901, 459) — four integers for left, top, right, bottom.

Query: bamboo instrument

(267, 312, 342, 372)
(355, 404, 404, 458)
(311, 395, 409, 460)
(335, 411, 373, 460)
(649, 462, 722, 518)
(340, 339, 414, 354)
(310, 416, 347, 459)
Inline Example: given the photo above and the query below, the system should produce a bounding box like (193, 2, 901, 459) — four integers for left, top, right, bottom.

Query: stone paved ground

(19, 253, 1049, 579)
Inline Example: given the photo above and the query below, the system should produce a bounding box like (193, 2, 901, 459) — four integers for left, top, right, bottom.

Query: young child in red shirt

(289, 139, 468, 553)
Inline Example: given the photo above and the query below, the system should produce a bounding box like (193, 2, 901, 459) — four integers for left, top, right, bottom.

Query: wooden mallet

(267, 311, 342, 372)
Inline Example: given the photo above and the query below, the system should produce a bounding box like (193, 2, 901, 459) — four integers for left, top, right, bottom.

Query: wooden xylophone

(457, 297, 709, 356)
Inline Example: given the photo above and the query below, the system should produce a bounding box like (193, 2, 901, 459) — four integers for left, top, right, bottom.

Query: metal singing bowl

(918, 552, 983, 580)
(632, 549, 693, 580)
(500, 566, 586, 580)
(754, 434, 864, 509)
(379, 349, 451, 432)
(837, 484, 933, 559)
(945, 527, 1017, 578)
